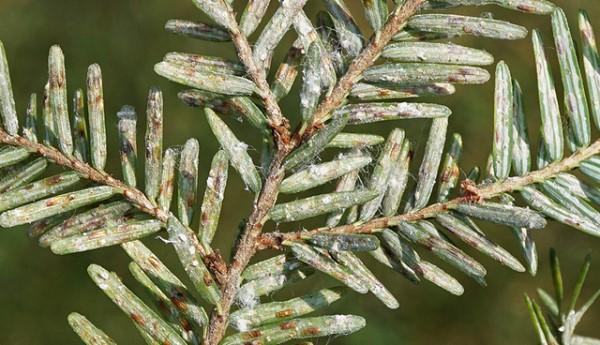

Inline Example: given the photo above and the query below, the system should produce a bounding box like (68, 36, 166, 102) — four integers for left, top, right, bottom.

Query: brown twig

(202, 1, 426, 344)
(257, 139, 600, 249)
(224, 7, 292, 148)
(200, 5, 301, 343)
(204, 150, 287, 345)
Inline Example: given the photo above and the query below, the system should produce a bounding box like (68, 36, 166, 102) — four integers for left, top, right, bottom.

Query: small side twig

(224, 6, 291, 147)
(0, 128, 226, 277)
(0, 128, 165, 222)
(292, 0, 425, 145)
(258, 139, 600, 249)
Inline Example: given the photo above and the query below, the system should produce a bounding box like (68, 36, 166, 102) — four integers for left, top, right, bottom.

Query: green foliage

(525, 250, 600, 345)
(0, 0, 599, 344)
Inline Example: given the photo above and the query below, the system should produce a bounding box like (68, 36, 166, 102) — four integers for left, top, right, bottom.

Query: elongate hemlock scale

(410, 117, 448, 210)
(145, 88, 163, 203)
(127, 261, 201, 344)
(0, 186, 117, 227)
(579, 10, 600, 130)
(164, 19, 230, 42)
(39, 201, 133, 247)
(270, 190, 378, 223)
(285, 241, 368, 294)
(230, 287, 346, 331)
(420, 0, 555, 14)
(68, 313, 116, 345)
(240, 0, 271, 37)
(284, 114, 349, 171)
(48, 45, 73, 155)
(122, 240, 208, 328)
(493, 61, 514, 180)
(360, 128, 404, 221)
(405, 14, 528, 40)
(157, 147, 180, 212)
(199, 150, 228, 245)
(117, 106, 138, 187)
(50, 219, 163, 255)
(0, 157, 47, 193)
(382, 42, 494, 66)
(87, 64, 107, 170)
(206, 107, 262, 193)
(0, 171, 81, 213)
(552, 8, 591, 148)
(280, 156, 371, 194)
(71, 89, 89, 162)
(23, 93, 38, 143)
(155, 60, 256, 96)
(326, 151, 364, 227)
(436, 133, 462, 203)
(177, 138, 200, 226)
(0, 41, 18, 135)
(167, 215, 221, 306)
(532, 30, 563, 162)
(88, 264, 188, 345)
(350, 82, 456, 101)
(253, 0, 309, 72)
(221, 315, 366, 345)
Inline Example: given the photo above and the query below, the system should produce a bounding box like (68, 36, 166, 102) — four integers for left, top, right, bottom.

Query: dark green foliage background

(0, 0, 599, 344)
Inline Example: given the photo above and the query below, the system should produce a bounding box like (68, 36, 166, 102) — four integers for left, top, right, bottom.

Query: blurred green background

(0, 0, 599, 344)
